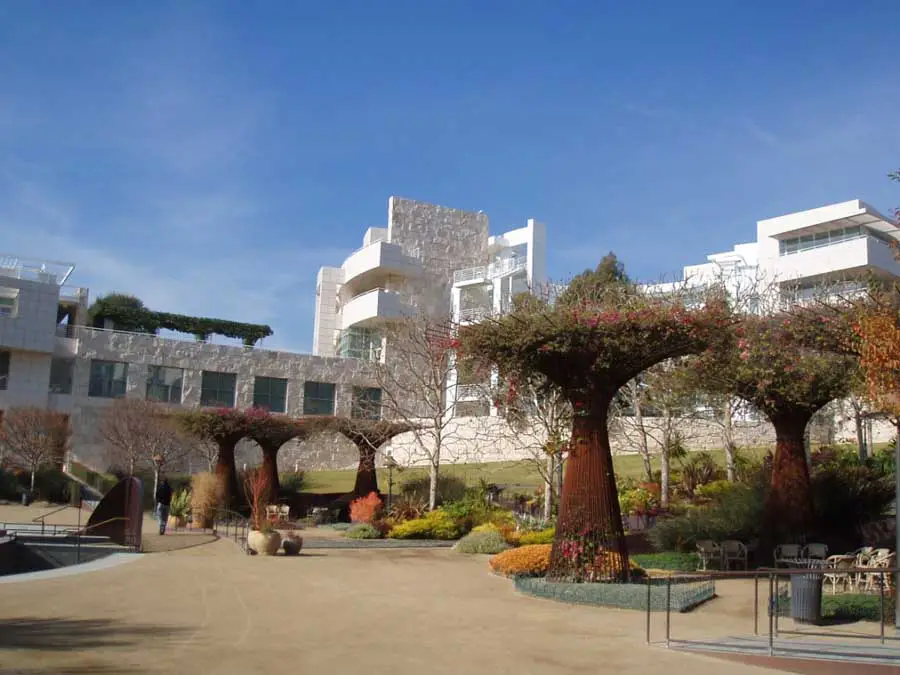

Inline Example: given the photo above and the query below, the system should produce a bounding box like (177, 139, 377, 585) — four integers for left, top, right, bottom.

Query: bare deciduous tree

(375, 314, 482, 510)
(500, 376, 571, 520)
(0, 407, 70, 491)
(99, 398, 194, 495)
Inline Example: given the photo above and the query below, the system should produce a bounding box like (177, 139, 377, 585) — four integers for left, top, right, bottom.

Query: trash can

(21, 491, 32, 506)
(790, 568, 824, 625)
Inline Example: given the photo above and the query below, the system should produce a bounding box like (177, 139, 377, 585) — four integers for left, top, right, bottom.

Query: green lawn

(303, 446, 775, 494)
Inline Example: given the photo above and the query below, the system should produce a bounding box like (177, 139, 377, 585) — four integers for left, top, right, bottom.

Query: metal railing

(31, 505, 75, 535)
(453, 257, 527, 285)
(213, 508, 252, 555)
(0, 514, 138, 564)
(458, 307, 491, 323)
(648, 566, 900, 657)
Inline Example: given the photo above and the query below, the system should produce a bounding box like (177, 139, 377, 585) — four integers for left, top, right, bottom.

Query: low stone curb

(302, 538, 456, 549)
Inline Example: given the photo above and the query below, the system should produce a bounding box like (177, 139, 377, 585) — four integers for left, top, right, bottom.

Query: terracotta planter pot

(247, 529, 282, 556)
(282, 533, 303, 556)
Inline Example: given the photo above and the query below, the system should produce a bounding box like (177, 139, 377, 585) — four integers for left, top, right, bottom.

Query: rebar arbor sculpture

(692, 313, 857, 538)
(176, 408, 249, 508)
(460, 270, 731, 582)
(244, 409, 323, 501)
(325, 418, 419, 496)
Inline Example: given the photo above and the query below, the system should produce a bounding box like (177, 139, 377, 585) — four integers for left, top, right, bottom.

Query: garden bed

(513, 576, 715, 612)
(302, 538, 456, 549)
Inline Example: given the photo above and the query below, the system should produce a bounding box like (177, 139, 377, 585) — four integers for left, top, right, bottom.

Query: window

(89, 360, 128, 398)
(351, 387, 382, 420)
(146, 365, 184, 404)
(0, 287, 18, 318)
(779, 226, 867, 256)
(303, 381, 335, 415)
(49, 358, 74, 394)
(0, 350, 9, 390)
(201, 371, 237, 408)
(456, 400, 491, 417)
(253, 376, 288, 413)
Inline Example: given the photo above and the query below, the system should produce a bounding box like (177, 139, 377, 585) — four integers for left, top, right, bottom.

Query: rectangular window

(146, 365, 184, 404)
(49, 357, 74, 394)
(88, 360, 128, 398)
(253, 376, 288, 413)
(200, 371, 237, 408)
(0, 350, 9, 390)
(351, 387, 382, 420)
(0, 287, 18, 318)
(303, 381, 335, 416)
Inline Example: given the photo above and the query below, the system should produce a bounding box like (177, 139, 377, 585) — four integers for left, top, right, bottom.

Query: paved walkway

(0, 505, 887, 674)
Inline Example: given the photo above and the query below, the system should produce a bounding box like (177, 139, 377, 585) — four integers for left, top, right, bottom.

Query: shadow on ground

(0, 666, 137, 674)
(0, 617, 181, 652)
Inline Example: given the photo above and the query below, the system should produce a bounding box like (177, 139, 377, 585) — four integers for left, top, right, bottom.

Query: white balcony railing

(455, 384, 486, 401)
(0, 254, 75, 286)
(458, 307, 491, 323)
(453, 257, 527, 284)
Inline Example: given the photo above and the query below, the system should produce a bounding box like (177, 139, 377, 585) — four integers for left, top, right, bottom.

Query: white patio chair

(721, 540, 748, 570)
(265, 505, 280, 521)
(279, 504, 291, 522)
(823, 554, 856, 594)
(696, 540, 721, 571)
(863, 552, 896, 594)
(773, 544, 802, 568)
(802, 543, 828, 561)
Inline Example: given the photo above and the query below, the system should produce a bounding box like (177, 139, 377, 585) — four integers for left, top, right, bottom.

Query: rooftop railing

(0, 254, 75, 286)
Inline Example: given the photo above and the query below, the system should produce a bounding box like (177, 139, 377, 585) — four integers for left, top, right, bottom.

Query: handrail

(214, 508, 252, 555)
(32, 505, 73, 534)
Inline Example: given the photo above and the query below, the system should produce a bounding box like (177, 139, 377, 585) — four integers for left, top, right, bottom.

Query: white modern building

(647, 199, 900, 307)
(313, 196, 547, 364)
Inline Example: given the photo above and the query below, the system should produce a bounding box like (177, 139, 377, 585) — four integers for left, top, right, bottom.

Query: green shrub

(519, 528, 555, 545)
(694, 480, 740, 503)
(345, 523, 382, 540)
(454, 529, 510, 554)
(328, 522, 352, 531)
(649, 484, 764, 552)
(810, 465, 894, 542)
(168, 490, 191, 518)
(822, 594, 896, 624)
(388, 510, 461, 540)
(400, 475, 467, 506)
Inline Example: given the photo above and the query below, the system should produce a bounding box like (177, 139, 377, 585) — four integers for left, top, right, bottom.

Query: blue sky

(1, 1, 898, 352)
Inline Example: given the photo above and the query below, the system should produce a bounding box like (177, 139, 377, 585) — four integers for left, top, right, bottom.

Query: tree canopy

(459, 261, 732, 581)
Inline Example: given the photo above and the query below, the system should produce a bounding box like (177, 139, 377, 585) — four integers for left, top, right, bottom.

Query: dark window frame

(200, 370, 237, 408)
(253, 376, 288, 413)
(303, 381, 335, 416)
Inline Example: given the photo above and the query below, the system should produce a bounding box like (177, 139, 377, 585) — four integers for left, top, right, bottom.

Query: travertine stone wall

(388, 197, 490, 316)
(68, 328, 377, 469)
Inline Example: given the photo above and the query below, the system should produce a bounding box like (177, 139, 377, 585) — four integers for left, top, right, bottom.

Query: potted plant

(245, 468, 281, 556)
(167, 489, 191, 529)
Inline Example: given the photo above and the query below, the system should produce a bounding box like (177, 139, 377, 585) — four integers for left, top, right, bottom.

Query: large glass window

(89, 360, 128, 398)
(303, 381, 335, 415)
(253, 376, 288, 413)
(147, 365, 184, 404)
(337, 328, 381, 361)
(779, 226, 867, 256)
(351, 387, 382, 420)
(49, 358, 74, 394)
(200, 371, 237, 408)
(0, 288, 18, 318)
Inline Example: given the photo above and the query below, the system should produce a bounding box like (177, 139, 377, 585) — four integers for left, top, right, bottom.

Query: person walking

(155, 478, 173, 535)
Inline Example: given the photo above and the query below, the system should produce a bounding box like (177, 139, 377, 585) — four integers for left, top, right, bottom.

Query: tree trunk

(543, 453, 554, 521)
(153, 467, 160, 501)
(633, 394, 653, 482)
(261, 447, 280, 501)
(853, 406, 869, 462)
(723, 399, 736, 482)
(428, 458, 439, 511)
(129, 457, 135, 476)
(765, 413, 815, 542)
(353, 445, 378, 497)
(30, 468, 36, 492)
(659, 407, 673, 509)
(549, 402, 629, 582)
(215, 440, 239, 510)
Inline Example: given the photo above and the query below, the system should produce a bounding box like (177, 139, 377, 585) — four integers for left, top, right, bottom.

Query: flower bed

(514, 576, 715, 612)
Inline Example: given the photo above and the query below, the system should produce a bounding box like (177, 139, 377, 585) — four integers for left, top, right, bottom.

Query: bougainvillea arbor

(692, 313, 857, 539)
(244, 409, 324, 500)
(325, 418, 419, 496)
(460, 272, 731, 582)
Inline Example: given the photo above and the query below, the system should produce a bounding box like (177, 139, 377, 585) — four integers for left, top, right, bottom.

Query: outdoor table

(783, 558, 827, 625)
